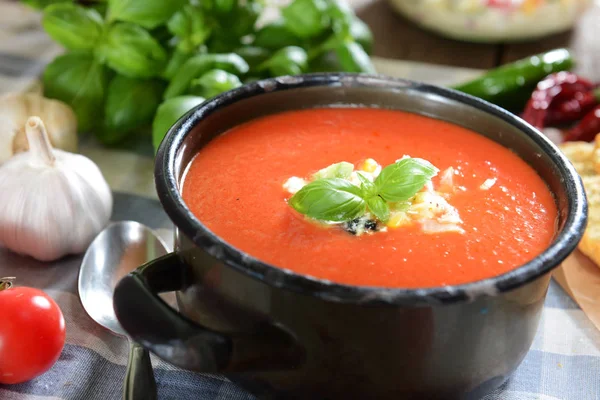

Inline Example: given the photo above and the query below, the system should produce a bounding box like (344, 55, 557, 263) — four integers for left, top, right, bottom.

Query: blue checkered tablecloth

(1, 2, 599, 399)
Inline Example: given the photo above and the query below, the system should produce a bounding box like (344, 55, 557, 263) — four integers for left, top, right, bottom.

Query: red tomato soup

(182, 108, 558, 288)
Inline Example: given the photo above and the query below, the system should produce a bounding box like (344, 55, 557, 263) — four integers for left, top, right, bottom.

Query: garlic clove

(0, 93, 78, 164)
(0, 116, 112, 262)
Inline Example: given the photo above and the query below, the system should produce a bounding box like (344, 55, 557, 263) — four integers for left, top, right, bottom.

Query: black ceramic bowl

(114, 74, 587, 400)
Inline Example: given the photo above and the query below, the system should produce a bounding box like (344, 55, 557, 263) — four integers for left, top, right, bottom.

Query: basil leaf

(326, 0, 354, 33)
(349, 18, 373, 55)
(366, 196, 389, 223)
(189, 69, 242, 98)
(101, 75, 165, 145)
(253, 20, 303, 50)
(289, 178, 366, 222)
(217, 1, 262, 40)
(22, 0, 71, 10)
(164, 53, 249, 99)
(356, 172, 377, 198)
(96, 23, 167, 78)
(334, 39, 375, 74)
(167, 5, 213, 53)
(375, 158, 439, 202)
(259, 46, 308, 76)
(152, 96, 206, 152)
(162, 48, 192, 80)
(43, 53, 107, 132)
(312, 161, 353, 180)
(234, 46, 272, 71)
(282, 0, 330, 39)
(107, 0, 185, 29)
(42, 3, 103, 52)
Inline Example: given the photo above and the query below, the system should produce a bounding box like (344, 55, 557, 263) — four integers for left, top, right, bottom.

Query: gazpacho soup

(182, 108, 558, 288)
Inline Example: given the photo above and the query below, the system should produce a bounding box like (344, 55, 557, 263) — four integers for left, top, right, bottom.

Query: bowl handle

(113, 252, 305, 373)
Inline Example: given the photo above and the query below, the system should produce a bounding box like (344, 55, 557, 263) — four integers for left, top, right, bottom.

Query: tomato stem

(0, 277, 15, 291)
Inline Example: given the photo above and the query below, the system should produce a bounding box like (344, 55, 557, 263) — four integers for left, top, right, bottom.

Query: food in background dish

(559, 137, 600, 267)
(182, 108, 558, 288)
(387, 0, 591, 42)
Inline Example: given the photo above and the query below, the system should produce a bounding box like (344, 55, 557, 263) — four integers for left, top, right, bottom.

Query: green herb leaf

(164, 53, 249, 99)
(167, 4, 213, 53)
(162, 48, 193, 80)
(234, 46, 272, 71)
(253, 20, 303, 50)
(259, 46, 308, 76)
(375, 158, 439, 202)
(43, 53, 107, 132)
(42, 3, 103, 52)
(152, 95, 206, 152)
(355, 172, 377, 197)
(326, 0, 354, 33)
(189, 69, 242, 98)
(312, 161, 354, 180)
(366, 196, 389, 223)
(349, 18, 373, 55)
(101, 75, 165, 145)
(334, 39, 375, 74)
(217, 1, 263, 40)
(282, 0, 330, 39)
(95, 23, 167, 78)
(22, 0, 72, 10)
(289, 178, 366, 222)
(107, 0, 186, 29)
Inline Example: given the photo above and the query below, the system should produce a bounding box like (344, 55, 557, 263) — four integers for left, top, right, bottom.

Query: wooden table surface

(352, 0, 600, 80)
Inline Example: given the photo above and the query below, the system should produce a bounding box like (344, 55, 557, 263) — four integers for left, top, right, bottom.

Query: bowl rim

(155, 73, 587, 306)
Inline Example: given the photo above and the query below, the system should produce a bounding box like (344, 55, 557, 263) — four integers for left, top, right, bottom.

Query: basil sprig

(288, 158, 438, 223)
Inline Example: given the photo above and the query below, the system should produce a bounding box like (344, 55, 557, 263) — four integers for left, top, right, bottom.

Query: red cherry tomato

(0, 282, 66, 384)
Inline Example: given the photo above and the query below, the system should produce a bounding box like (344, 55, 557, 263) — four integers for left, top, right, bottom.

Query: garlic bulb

(0, 116, 112, 262)
(0, 93, 78, 164)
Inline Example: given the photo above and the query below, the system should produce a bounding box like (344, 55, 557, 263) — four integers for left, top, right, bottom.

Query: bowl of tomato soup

(114, 74, 586, 399)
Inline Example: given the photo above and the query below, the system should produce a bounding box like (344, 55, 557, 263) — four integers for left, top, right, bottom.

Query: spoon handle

(123, 338, 158, 400)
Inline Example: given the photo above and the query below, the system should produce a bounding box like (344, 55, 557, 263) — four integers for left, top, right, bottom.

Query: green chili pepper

(253, 20, 303, 50)
(152, 95, 206, 152)
(334, 40, 375, 74)
(452, 48, 574, 111)
(259, 46, 308, 76)
(164, 53, 249, 99)
(282, 0, 329, 39)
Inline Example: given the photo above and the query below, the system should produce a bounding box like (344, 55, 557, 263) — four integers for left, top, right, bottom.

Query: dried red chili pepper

(521, 72, 594, 129)
(564, 105, 600, 142)
(546, 86, 600, 126)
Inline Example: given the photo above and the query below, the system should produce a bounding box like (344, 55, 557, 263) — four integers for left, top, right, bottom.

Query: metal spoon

(78, 220, 169, 400)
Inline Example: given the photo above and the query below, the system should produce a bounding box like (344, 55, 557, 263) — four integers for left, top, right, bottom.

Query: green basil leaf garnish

(289, 178, 366, 222)
(288, 157, 438, 225)
(356, 172, 377, 198)
(366, 196, 389, 223)
(375, 158, 438, 202)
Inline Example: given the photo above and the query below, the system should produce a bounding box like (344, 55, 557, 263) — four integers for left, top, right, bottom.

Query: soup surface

(182, 108, 558, 288)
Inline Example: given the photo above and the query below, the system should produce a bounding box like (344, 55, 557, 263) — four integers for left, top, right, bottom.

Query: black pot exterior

(116, 74, 587, 399)
(176, 234, 551, 399)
